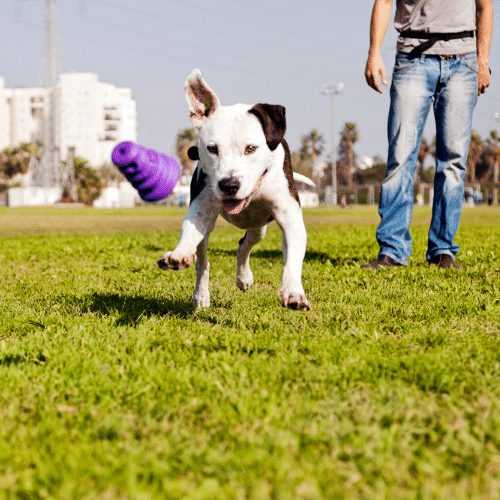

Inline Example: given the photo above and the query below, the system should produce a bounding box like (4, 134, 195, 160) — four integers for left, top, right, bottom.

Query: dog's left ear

(185, 69, 220, 128)
(248, 103, 287, 151)
(187, 146, 199, 161)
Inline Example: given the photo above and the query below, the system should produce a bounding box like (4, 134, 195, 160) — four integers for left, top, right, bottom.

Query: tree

(476, 130, 500, 182)
(293, 129, 325, 180)
(337, 122, 359, 188)
(0, 143, 41, 183)
(74, 157, 103, 205)
(299, 129, 325, 163)
(355, 155, 386, 185)
(175, 128, 197, 176)
(417, 137, 431, 185)
(291, 151, 314, 178)
(99, 164, 125, 186)
(467, 131, 484, 183)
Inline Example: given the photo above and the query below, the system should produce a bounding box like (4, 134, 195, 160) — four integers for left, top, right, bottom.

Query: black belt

(399, 30, 475, 55)
(399, 30, 475, 41)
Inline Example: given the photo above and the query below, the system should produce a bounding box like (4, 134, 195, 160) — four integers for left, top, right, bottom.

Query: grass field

(0, 206, 498, 499)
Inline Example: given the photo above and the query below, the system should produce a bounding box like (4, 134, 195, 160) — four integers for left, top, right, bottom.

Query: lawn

(0, 206, 498, 499)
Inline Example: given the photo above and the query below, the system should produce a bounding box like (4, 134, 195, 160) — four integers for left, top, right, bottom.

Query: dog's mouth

(220, 169, 269, 216)
(222, 197, 250, 215)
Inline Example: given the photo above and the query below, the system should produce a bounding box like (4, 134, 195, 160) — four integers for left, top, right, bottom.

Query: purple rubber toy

(111, 141, 181, 202)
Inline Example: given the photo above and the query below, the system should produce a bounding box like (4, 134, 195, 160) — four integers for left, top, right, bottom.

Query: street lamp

(321, 82, 344, 205)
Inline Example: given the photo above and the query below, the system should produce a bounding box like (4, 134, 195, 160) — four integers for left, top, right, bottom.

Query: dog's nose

(218, 177, 240, 196)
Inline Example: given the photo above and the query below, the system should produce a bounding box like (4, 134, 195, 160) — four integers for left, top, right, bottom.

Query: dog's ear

(248, 103, 286, 151)
(185, 69, 220, 128)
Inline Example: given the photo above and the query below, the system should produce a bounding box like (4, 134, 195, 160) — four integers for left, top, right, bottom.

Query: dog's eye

(244, 144, 258, 155)
(207, 144, 219, 156)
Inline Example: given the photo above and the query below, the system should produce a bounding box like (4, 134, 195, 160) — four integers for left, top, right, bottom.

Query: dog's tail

(292, 172, 316, 188)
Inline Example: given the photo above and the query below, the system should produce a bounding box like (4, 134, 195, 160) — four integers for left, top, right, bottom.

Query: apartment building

(0, 73, 137, 166)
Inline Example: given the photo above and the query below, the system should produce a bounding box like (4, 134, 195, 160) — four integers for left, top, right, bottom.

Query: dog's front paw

(193, 290, 210, 309)
(157, 251, 195, 271)
(280, 289, 310, 311)
(236, 270, 254, 291)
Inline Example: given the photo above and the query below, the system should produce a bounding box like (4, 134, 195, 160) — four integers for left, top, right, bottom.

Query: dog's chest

(221, 200, 273, 229)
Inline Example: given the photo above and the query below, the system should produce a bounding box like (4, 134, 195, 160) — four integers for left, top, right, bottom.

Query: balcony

(104, 112, 121, 121)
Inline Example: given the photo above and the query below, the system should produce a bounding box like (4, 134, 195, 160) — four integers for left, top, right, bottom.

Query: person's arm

(476, 0, 493, 95)
(365, 0, 393, 93)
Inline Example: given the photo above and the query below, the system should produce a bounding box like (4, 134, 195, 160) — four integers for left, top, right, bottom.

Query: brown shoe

(363, 254, 403, 270)
(429, 254, 461, 269)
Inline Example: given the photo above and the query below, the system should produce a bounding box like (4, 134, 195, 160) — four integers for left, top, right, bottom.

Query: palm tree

(467, 131, 484, 183)
(299, 129, 325, 164)
(489, 131, 500, 185)
(0, 142, 41, 181)
(417, 137, 431, 185)
(477, 130, 499, 182)
(295, 129, 325, 181)
(73, 156, 103, 205)
(291, 151, 314, 178)
(337, 122, 359, 188)
(175, 128, 197, 176)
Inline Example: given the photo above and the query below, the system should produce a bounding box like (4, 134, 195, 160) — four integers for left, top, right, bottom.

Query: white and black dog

(158, 69, 310, 311)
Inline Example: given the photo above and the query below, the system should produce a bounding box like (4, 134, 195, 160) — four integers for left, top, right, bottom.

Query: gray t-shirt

(395, 0, 477, 55)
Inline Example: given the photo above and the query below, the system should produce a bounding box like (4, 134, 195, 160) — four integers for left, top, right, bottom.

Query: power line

(13, 0, 255, 79)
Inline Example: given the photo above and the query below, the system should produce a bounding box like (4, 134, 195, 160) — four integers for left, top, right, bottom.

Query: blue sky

(2, 0, 499, 160)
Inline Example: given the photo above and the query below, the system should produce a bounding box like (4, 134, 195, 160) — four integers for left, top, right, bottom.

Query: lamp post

(321, 82, 344, 205)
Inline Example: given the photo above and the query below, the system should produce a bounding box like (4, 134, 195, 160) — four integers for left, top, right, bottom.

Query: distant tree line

(174, 124, 499, 201)
(1, 125, 497, 205)
(0, 143, 119, 205)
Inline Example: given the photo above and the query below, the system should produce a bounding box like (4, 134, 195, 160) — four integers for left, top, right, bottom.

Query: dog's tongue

(223, 199, 247, 215)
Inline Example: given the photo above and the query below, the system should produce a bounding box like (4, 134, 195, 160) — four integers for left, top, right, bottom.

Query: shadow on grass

(147, 339, 278, 357)
(85, 292, 195, 326)
(0, 354, 26, 366)
(0, 352, 47, 367)
(143, 243, 163, 252)
(209, 248, 361, 265)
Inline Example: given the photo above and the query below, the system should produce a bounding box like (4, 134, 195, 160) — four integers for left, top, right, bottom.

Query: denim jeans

(377, 52, 478, 264)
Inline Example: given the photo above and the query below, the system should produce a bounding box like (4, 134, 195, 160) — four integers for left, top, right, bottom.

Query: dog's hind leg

(236, 225, 267, 291)
(193, 235, 211, 308)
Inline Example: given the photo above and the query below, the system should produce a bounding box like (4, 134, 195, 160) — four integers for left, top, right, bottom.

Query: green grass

(0, 206, 498, 499)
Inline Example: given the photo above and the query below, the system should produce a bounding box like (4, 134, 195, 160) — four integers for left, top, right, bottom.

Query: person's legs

(376, 54, 438, 265)
(427, 54, 478, 262)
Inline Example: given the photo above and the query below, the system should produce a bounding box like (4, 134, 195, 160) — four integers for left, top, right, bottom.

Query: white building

(0, 73, 137, 166)
(0, 78, 47, 149)
(93, 181, 139, 209)
(0, 78, 12, 150)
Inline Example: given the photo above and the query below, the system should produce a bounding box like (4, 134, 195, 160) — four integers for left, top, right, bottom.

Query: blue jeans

(377, 52, 478, 264)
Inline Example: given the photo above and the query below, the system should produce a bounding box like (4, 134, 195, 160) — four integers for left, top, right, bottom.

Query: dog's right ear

(185, 69, 220, 128)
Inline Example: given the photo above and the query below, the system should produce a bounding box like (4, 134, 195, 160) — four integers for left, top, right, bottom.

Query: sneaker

(429, 254, 461, 269)
(363, 254, 403, 270)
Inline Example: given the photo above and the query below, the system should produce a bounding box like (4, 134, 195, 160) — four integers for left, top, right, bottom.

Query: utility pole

(39, 0, 59, 187)
(45, 0, 57, 87)
(321, 82, 344, 205)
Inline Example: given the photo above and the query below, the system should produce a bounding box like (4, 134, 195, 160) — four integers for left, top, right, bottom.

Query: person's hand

(477, 60, 491, 95)
(365, 51, 388, 94)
